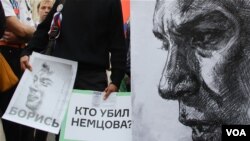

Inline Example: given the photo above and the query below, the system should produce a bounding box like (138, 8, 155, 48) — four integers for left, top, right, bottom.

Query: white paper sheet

(2, 52, 78, 134)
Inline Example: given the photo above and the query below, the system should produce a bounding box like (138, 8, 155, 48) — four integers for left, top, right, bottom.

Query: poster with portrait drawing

(132, 0, 250, 141)
(3, 52, 78, 134)
(132, 1, 192, 141)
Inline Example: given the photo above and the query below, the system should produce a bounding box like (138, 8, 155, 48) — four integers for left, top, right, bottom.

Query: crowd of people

(0, 0, 130, 141)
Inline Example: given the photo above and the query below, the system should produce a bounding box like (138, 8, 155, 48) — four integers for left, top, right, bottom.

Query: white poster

(60, 90, 131, 141)
(133, 0, 250, 141)
(131, 1, 192, 141)
(2, 52, 78, 134)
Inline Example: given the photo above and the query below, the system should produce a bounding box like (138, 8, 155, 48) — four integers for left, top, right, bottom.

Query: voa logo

(226, 129, 246, 136)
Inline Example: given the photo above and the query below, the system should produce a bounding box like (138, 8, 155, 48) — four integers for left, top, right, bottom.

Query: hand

(20, 55, 32, 71)
(103, 83, 118, 100)
(2, 31, 22, 44)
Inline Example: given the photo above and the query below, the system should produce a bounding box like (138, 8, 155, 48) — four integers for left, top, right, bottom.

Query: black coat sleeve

(108, 0, 126, 88)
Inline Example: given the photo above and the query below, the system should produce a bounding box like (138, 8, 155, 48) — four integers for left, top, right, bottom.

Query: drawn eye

(40, 78, 52, 87)
(191, 30, 224, 49)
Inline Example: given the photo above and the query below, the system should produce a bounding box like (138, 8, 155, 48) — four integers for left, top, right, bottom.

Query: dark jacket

(21, 0, 126, 87)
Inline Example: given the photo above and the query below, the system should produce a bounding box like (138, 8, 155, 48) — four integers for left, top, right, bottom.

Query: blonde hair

(37, 0, 55, 9)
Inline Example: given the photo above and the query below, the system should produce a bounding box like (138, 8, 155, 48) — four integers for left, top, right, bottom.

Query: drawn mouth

(27, 95, 39, 101)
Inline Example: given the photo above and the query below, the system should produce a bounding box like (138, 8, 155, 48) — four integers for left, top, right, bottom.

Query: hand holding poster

(60, 90, 132, 141)
(2, 52, 77, 134)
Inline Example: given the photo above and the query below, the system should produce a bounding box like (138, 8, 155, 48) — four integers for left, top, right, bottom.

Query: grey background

(131, 1, 192, 141)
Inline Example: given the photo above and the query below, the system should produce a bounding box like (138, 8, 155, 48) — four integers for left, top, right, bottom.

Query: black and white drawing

(3, 52, 77, 134)
(26, 62, 55, 113)
(132, 0, 250, 141)
(132, 1, 191, 141)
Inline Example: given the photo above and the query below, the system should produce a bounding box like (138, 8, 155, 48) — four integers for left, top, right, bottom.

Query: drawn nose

(33, 79, 40, 89)
(158, 45, 198, 99)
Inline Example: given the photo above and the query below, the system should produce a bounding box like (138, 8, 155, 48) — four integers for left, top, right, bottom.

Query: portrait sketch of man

(25, 62, 55, 113)
(3, 52, 77, 133)
(132, 1, 191, 141)
(132, 0, 250, 141)
(16, 58, 72, 118)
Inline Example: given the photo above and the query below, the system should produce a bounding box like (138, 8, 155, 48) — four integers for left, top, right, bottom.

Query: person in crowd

(153, 0, 250, 140)
(20, 0, 126, 140)
(0, 0, 35, 141)
(35, 0, 54, 27)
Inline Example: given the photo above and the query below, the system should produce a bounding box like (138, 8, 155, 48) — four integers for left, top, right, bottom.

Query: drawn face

(26, 67, 53, 112)
(38, 1, 53, 22)
(153, 0, 250, 140)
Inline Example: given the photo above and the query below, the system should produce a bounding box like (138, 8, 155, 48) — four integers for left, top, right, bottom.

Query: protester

(35, 0, 54, 27)
(20, 0, 126, 140)
(0, 0, 35, 141)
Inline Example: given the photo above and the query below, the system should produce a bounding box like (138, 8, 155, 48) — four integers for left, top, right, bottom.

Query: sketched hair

(154, 0, 250, 54)
(40, 62, 54, 75)
(181, 0, 250, 42)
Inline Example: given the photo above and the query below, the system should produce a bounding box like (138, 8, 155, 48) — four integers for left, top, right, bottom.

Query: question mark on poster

(128, 120, 132, 128)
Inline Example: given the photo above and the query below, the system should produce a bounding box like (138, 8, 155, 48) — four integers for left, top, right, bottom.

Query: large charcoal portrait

(132, 0, 250, 141)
